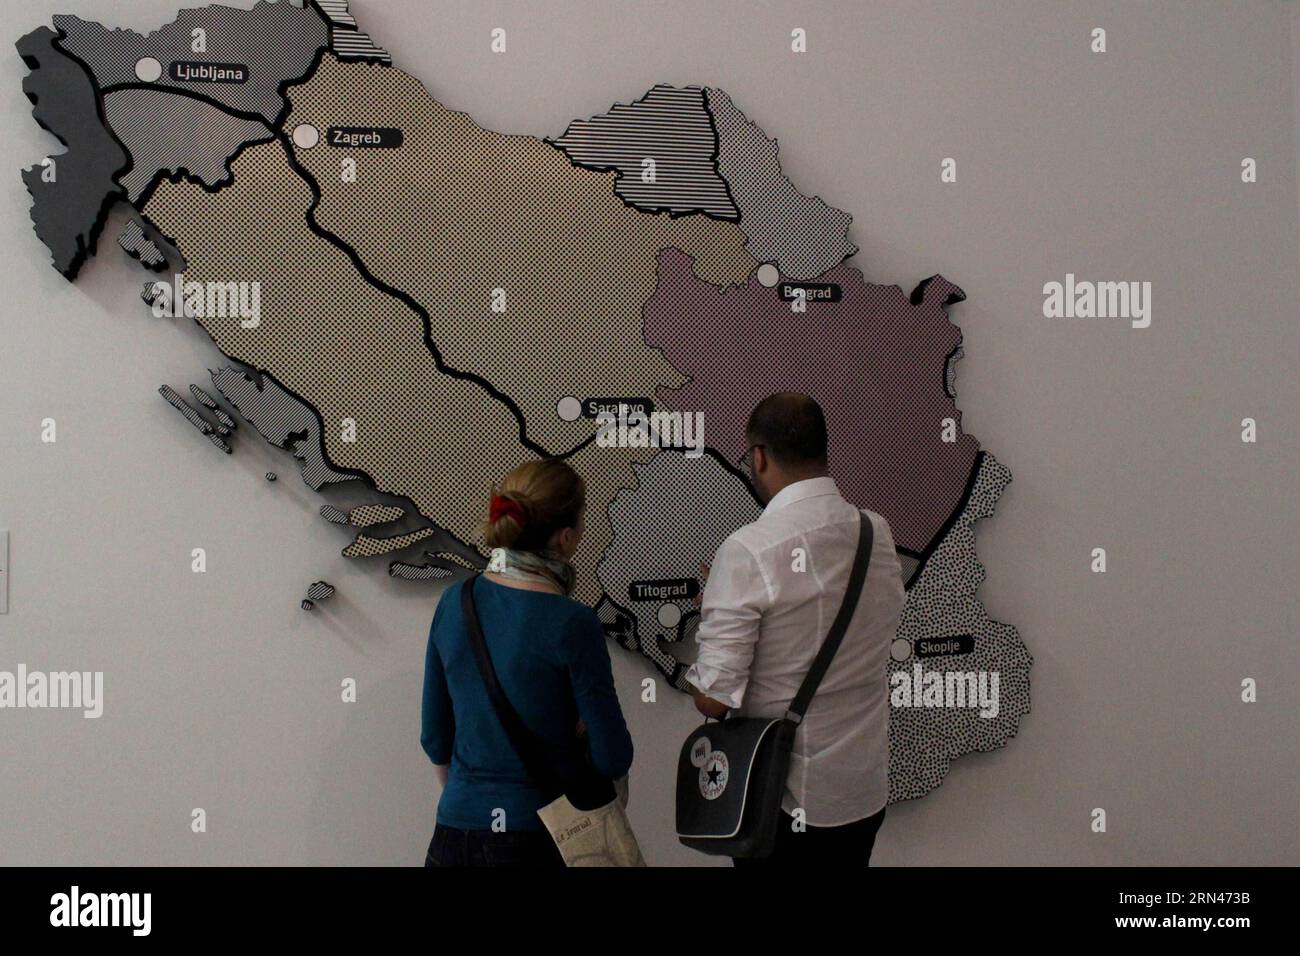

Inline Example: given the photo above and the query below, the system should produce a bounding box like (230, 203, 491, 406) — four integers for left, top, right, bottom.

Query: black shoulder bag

(676, 510, 873, 858)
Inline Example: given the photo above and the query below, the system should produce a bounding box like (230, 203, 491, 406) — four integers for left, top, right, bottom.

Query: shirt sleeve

(567, 611, 634, 780)
(873, 513, 908, 621)
(685, 535, 770, 710)
(420, 597, 454, 765)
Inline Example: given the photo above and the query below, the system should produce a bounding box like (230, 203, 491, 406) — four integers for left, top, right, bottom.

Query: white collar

(762, 476, 840, 516)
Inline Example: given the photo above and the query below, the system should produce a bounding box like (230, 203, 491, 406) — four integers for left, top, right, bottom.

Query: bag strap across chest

(784, 510, 874, 724)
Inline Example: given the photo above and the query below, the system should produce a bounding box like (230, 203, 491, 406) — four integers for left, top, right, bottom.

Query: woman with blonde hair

(420, 459, 634, 866)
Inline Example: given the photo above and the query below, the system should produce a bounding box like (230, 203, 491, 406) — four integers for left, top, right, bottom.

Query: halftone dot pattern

(644, 248, 980, 554)
(342, 526, 435, 558)
(597, 595, 693, 691)
(597, 450, 762, 684)
(348, 504, 406, 527)
(147, 143, 661, 603)
(887, 452, 1031, 803)
(561, 440, 662, 606)
(551, 84, 739, 220)
(104, 88, 271, 199)
(283, 55, 757, 453)
(707, 87, 857, 280)
(146, 142, 532, 562)
(54, 2, 329, 123)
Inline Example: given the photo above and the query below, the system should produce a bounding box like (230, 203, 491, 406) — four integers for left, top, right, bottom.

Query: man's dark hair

(746, 392, 828, 467)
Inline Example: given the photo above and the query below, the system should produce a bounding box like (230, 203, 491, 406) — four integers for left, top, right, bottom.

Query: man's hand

(691, 689, 729, 720)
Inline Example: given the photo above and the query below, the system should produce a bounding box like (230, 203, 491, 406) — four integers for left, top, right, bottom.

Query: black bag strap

(785, 510, 874, 723)
(460, 576, 565, 798)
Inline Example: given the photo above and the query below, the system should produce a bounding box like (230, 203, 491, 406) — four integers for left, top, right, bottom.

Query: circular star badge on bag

(699, 749, 729, 800)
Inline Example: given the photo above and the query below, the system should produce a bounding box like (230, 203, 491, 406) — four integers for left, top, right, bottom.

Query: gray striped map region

(159, 383, 233, 453)
(54, 1, 328, 123)
(209, 365, 352, 491)
(312, 1, 391, 64)
(312, 1, 357, 29)
(708, 87, 857, 279)
(105, 88, 271, 199)
(551, 85, 738, 221)
(118, 219, 166, 269)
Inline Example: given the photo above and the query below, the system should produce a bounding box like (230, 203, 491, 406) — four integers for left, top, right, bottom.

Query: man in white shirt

(685, 392, 907, 866)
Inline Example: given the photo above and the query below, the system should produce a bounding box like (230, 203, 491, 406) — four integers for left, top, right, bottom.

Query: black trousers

(425, 823, 565, 868)
(732, 806, 886, 868)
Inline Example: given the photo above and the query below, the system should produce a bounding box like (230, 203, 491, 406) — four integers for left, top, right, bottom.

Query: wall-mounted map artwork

(17, 0, 1031, 802)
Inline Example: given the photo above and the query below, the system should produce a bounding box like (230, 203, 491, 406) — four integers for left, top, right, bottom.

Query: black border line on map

(700, 87, 744, 223)
(701, 85, 861, 277)
(542, 84, 742, 224)
(37, 20, 995, 695)
(112, 42, 595, 463)
(84, 41, 590, 581)
(900, 450, 986, 589)
(276, 131, 575, 460)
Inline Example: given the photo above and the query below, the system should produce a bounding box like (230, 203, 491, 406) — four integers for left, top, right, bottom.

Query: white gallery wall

(0, 0, 1296, 865)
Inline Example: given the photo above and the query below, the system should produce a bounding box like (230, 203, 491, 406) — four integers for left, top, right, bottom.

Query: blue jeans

(424, 823, 565, 868)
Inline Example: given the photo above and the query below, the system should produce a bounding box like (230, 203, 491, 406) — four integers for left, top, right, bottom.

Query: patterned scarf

(486, 547, 577, 597)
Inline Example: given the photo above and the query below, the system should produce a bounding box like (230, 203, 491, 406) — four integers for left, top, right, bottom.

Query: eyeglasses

(739, 444, 764, 476)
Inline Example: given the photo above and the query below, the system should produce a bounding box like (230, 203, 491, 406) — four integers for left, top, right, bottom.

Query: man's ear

(754, 445, 770, 474)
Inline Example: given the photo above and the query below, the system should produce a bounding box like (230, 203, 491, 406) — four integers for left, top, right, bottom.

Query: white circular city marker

(890, 639, 913, 662)
(135, 57, 163, 82)
(756, 263, 780, 287)
(292, 124, 320, 149)
(556, 396, 582, 422)
(657, 603, 683, 629)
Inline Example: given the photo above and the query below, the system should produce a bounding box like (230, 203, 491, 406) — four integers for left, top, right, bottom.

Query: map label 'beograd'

(779, 282, 842, 302)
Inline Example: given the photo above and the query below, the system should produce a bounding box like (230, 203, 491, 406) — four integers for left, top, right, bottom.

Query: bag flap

(675, 716, 785, 839)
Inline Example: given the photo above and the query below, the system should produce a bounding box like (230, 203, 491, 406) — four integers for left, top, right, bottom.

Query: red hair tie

(489, 494, 527, 527)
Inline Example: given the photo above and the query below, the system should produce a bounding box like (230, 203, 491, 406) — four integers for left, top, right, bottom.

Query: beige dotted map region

(142, 138, 658, 598)
(347, 504, 408, 527)
(282, 55, 758, 453)
(144, 140, 525, 561)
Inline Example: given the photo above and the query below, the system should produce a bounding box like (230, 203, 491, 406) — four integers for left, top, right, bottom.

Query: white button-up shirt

(685, 476, 906, 826)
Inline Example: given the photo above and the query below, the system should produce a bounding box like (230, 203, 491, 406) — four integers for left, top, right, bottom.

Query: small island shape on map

(16, 0, 1030, 802)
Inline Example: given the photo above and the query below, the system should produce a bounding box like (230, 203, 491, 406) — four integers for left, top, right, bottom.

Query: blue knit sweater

(421, 575, 634, 831)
